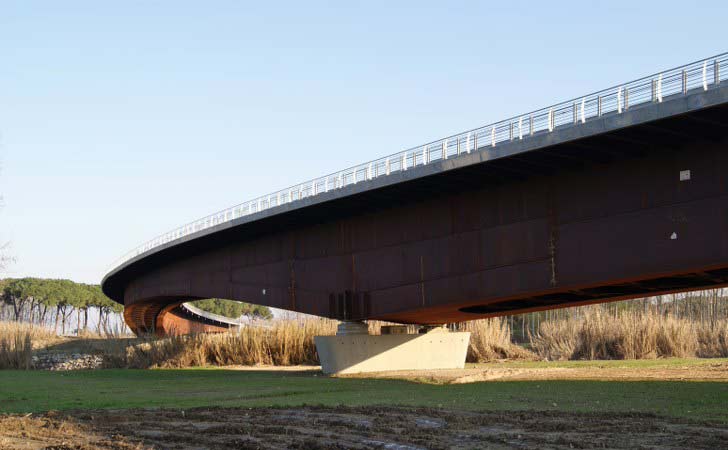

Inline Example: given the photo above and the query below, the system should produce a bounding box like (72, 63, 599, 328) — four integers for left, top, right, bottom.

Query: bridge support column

(314, 321, 470, 375)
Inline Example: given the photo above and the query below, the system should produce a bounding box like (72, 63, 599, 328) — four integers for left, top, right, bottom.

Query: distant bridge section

(103, 53, 728, 334)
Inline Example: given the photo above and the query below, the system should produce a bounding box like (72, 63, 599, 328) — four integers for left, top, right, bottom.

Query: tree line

(1, 277, 274, 335)
(0, 277, 123, 335)
(190, 298, 272, 320)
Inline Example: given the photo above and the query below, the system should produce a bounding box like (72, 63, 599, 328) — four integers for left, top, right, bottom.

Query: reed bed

(120, 319, 337, 368)
(458, 318, 538, 362)
(117, 318, 537, 368)
(697, 320, 728, 357)
(4, 314, 728, 369)
(0, 321, 58, 369)
(528, 310, 726, 360)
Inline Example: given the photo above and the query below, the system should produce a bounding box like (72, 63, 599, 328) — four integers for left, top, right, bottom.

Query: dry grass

(528, 319, 580, 361)
(458, 318, 537, 362)
(120, 319, 337, 368)
(0, 322, 59, 369)
(655, 315, 697, 358)
(697, 320, 728, 357)
(529, 310, 709, 360)
(113, 318, 537, 368)
(4, 315, 728, 370)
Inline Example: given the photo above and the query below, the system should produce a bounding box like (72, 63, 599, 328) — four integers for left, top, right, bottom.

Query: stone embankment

(31, 352, 104, 370)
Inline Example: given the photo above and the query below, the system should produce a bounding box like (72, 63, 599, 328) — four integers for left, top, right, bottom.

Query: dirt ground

(0, 413, 142, 450)
(1, 406, 727, 450)
(230, 360, 728, 384)
(342, 361, 728, 384)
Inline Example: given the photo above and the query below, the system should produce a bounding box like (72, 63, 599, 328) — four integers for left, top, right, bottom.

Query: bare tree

(0, 241, 11, 273)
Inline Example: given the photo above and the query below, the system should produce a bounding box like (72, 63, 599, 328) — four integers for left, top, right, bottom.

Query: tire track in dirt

(3, 406, 727, 449)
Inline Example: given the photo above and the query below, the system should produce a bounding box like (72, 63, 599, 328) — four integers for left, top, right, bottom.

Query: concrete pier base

(314, 323, 470, 375)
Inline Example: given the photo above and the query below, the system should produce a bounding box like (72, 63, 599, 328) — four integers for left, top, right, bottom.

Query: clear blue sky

(1, 1, 726, 284)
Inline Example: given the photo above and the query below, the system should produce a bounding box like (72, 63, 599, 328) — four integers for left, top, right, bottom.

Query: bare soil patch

(0, 412, 141, 450)
(341, 360, 728, 384)
(2, 406, 727, 450)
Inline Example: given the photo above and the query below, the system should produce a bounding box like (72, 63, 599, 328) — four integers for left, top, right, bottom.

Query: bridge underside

(123, 297, 230, 336)
(108, 100, 728, 333)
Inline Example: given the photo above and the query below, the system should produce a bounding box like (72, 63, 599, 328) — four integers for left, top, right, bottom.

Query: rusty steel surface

(105, 53, 728, 271)
(123, 297, 229, 336)
(105, 94, 728, 335)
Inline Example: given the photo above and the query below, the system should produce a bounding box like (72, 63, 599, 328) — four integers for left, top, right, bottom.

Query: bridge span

(102, 53, 728, 336)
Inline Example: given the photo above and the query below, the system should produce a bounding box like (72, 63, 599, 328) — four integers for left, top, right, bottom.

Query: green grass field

(1, 364, 727, 423)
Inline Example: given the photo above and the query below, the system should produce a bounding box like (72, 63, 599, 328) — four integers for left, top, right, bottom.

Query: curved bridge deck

(103, 54, 728, 334)
(124, 299, 239, 336)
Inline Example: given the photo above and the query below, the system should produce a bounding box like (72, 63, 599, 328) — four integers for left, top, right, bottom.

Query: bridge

(103, 53, 728, 339)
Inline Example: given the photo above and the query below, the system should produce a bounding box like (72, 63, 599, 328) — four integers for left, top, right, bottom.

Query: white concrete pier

(314, 322, 470, 375)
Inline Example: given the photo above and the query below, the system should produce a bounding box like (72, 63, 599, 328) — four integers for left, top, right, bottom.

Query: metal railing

(106, 52, 728, 275)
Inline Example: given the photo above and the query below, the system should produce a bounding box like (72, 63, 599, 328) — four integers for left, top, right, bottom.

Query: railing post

(624, 87, 629, 110)
(715, 60, 721, 85)
(473, 133, 478, 151)
(657, 74, 663, 102)
(491, 126, 496, 147)
(402, 152, 407, 170)
(580, 98, 585, 123)
(457, 137, 461, 155)
(682, 69, 687, 94)
(617, 87, 622, 114)
(466, 132, 471, 153)
(703, 61, 708, 91)
(424, 146, 429, 164)
(548, 109, 554, 132)
(529, 114, 533, 136)
(509, 122, 513, 140)
(573, 101, 577, 124)
(598, 95, 602, 116)
(442, 140, 447, 159)
(338, 173, 343, 188)
(518, 117, 523, 140)
(386, 158, 391, 175)
(367, 163, 372, 180)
